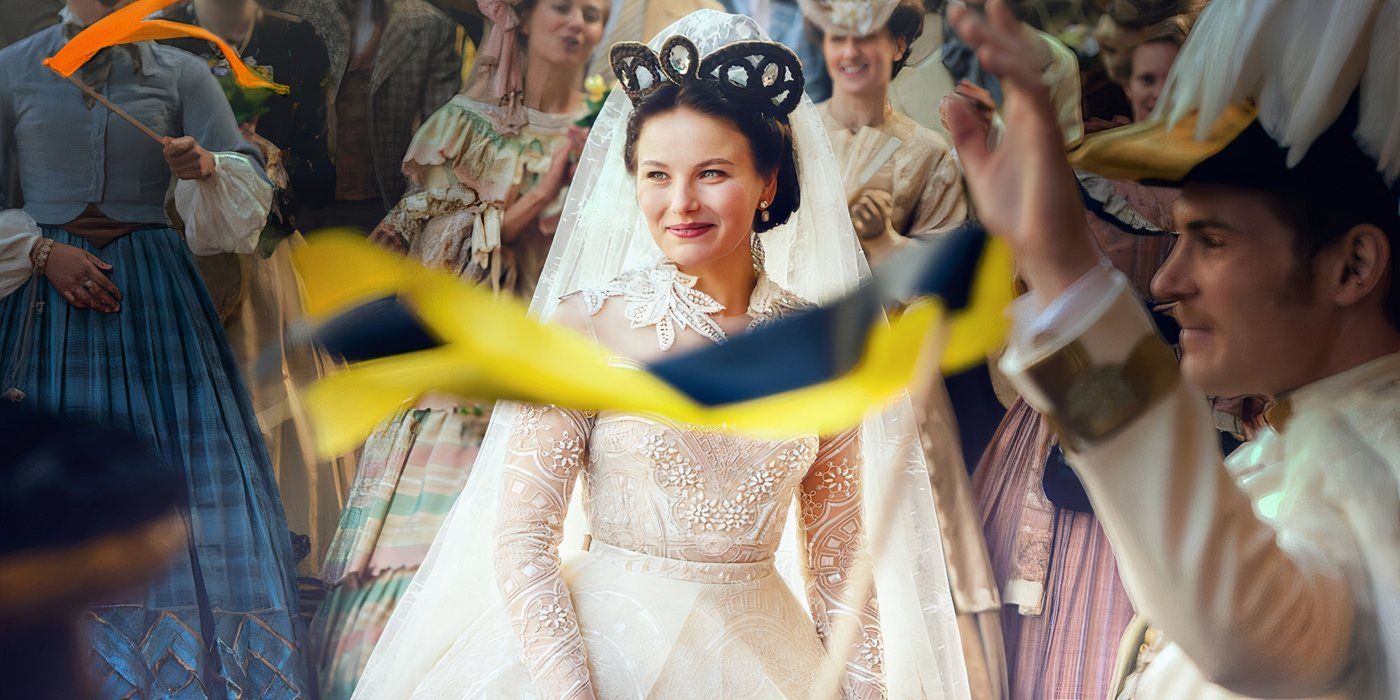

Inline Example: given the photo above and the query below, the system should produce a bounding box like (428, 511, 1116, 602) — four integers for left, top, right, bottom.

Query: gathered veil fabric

(353, 10, 968, 698)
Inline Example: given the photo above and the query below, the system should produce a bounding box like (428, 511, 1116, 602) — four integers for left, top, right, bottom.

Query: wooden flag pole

(62, 73, 165, 145)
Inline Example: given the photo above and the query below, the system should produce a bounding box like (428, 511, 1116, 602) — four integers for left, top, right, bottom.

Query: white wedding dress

(352, 11, 969, 699)
(399, 261, 884, 698)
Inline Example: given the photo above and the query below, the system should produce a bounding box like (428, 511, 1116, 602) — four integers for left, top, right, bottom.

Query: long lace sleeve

(493, 403, 598, 699)
(800, 428, 887, 699)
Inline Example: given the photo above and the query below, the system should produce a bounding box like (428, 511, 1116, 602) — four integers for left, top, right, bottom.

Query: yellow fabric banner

(293, 232, 1011, 457)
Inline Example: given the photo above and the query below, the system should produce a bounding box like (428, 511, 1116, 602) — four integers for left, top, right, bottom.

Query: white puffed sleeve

(175, 152, 273, 256)
(0, 209, 41, 300)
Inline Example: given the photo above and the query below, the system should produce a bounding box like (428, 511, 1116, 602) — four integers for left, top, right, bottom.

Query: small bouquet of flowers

(210, 56, 276, 126)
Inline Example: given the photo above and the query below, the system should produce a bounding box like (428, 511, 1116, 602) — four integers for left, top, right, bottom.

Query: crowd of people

(0, 0, 1396, 698)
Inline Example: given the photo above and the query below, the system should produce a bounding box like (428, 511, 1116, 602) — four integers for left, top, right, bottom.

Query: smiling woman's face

(822, 28, 904, 97)
(633, 107, 776, 269)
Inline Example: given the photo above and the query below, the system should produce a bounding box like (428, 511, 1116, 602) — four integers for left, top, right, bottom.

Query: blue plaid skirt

(0, 227, 310, 698)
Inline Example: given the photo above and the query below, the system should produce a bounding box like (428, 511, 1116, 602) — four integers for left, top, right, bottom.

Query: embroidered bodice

(587, 412, 819, 561)
(492, 259, 886, 698)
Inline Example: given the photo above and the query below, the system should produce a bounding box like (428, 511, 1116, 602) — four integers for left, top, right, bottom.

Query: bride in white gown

(353, 10, 969, 699)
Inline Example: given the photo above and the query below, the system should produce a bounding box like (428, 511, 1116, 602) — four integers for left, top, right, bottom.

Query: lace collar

(578, 258, 810, 351)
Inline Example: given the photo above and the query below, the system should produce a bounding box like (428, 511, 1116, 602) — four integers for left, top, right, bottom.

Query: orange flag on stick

(44, 0, 289, 95)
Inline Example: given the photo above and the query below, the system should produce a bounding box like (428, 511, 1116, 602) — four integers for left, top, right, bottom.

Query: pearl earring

(759, 200, 770, 223)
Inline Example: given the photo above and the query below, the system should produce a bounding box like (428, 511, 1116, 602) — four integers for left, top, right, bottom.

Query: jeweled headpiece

(609, 35, 806, 119)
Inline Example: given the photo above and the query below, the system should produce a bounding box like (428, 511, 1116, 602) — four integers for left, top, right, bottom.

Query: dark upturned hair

(623, 80, 800, 234)
(804, 0, 926, 79)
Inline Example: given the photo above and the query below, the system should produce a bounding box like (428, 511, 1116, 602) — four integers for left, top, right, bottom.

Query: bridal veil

(354, 10, 970, 698)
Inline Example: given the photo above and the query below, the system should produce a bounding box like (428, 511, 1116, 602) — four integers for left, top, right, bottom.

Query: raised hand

(43, 242, 122, 313)
(945, 0, 1099, 299)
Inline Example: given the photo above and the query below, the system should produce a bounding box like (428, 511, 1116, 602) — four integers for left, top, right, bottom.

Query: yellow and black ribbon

(291, 225, 1013, 457)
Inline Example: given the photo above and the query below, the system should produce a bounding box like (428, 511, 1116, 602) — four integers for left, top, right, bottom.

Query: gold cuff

(1025, 334, 1179, 450)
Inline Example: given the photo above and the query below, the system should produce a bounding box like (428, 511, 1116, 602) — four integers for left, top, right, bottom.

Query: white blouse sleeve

(0, 209, 41, 300)
(175, 152, 273, 256)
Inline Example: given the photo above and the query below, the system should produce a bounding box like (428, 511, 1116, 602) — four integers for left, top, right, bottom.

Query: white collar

(1266, 351, 1400, 431)
(578, 258, 809, 351)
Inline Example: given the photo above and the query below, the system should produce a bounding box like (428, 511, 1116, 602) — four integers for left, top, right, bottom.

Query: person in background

(163, 0, 335, 235)
(265, 0, 463, 231)
(1090, 0, 1198, 128)
(890, 0, 1088, 144)
(0, 0, 311, 694)
(259, 0, 351, 89)
(804, 0, 966, 267)
(309, 1, 607, 696)
(1022, 14, 1082, 146)
(969, 184, 1171, 699)
(159, 0, 356, 586)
